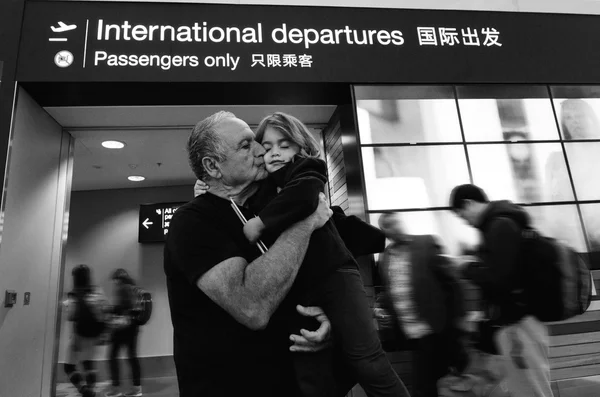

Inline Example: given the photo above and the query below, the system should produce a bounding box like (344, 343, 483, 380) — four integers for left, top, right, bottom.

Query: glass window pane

(564, 142, 600, 201)
(467, 143, 575, 203)
(552, 98, 600, 140)
(361, 146, 470, 210)
(369, 210, 480, 258)
(354, 85, 462, 144)
(549, 86, 600, 140)
(525, 205, 587, 252)
(580, 203, 600, 270)
(457, 86, 558, 142)
(581, 204, 600, 251)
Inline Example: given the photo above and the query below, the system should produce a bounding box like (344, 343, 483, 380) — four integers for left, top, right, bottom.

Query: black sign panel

(16, 2, 600, 84)
(138, 202, 184, 243)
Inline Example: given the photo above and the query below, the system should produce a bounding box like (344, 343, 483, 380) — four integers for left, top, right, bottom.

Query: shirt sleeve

(464, 217, 521, 297)
(166, 205, 247, 287)
(331, 206, 386, 257)
(259, 158, 328, 237)
(427, 235, 466, 321)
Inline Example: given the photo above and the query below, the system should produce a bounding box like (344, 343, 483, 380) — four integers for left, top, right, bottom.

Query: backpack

(74, 292, 106, 338)
(130, 286, 153, 326)
(517, 228, 593, 322)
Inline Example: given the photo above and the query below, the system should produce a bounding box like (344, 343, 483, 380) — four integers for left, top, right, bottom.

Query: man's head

(187, 111, 268, 193)
(378, 212, 407, 243)
(449, 184, 489, 226)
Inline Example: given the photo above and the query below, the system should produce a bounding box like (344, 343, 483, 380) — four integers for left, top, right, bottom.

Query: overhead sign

(138, 202, 185, 243)
(16, 2, 600, 83)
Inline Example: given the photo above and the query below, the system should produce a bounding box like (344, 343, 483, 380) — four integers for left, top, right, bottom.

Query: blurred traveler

(105, 269, 142, 397)
(378, 213, 468, 397)
(449, 184, 552, 397)
(64, 264, 109, 397)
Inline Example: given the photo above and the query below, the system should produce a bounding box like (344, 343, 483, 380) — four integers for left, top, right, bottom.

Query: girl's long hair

(255, 112, 322, 159)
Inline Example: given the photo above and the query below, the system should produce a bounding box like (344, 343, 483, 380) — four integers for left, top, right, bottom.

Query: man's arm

(463, 217, 521, 296)
(198, 193, 332, 330)
(427, 235, 466, 323)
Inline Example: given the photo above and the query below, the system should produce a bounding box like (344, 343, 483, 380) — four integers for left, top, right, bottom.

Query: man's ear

(202, 157, 221, 179)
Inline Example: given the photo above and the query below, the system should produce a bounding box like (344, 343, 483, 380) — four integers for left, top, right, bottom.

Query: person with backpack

(64, 264, 109, 397)
(449, 184, 554, 397)
(105, 269, 143, 397)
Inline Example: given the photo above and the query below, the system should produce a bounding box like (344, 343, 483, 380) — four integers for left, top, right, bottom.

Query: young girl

(242, 112, 409, 397)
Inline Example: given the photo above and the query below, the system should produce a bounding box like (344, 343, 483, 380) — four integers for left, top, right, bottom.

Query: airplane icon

(51, 21, 77, 33)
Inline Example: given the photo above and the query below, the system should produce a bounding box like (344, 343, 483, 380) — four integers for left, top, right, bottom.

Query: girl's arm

(255, 157, 328, 238)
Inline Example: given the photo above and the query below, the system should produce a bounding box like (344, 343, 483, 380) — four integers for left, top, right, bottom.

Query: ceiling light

(128, 176, 145, 182)
(102, 140, 126, 149)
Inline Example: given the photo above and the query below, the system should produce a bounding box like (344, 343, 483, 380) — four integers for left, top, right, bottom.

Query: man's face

(456, 200, 479, 226)
(385, 220, 405, 242)
(215, 117, 268, 187)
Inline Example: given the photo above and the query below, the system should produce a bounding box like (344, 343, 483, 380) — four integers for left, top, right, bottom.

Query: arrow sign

(139, 202, 184, 243)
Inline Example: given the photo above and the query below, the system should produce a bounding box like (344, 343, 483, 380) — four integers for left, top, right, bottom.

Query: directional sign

(19, 1, 600, 84)
(138, 202, 185, 243)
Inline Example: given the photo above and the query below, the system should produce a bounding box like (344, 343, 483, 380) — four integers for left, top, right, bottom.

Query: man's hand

(243, 216, 265, 244)
(303, 192, 332, 231)
(194, 179, 209, 197)
(289, 305, 332, 353)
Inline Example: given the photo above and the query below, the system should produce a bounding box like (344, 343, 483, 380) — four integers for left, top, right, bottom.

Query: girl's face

(261, 126, 301, 173)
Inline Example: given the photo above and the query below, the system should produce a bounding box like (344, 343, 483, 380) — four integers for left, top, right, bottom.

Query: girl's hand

(194, 180, 209, 197)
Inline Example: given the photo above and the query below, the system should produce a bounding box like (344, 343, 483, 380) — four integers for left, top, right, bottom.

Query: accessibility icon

(54, 50, 74, 68)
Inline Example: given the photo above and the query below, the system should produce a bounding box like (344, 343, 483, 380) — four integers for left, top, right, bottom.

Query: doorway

(1, 82, 359, 397)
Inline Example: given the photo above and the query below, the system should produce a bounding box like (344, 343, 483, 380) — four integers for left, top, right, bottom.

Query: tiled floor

(555, 375, 600, 397)
(56, 376, 179, 397)
(57, 375, 600, 397)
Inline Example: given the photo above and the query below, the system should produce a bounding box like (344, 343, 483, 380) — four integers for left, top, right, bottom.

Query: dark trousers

(109, 325, 141, 387)
(412, 329, 468, 397)
(292, 267, 411, 397)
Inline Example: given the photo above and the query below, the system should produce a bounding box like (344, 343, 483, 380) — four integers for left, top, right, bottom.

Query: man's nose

(253, 141, 265, 156)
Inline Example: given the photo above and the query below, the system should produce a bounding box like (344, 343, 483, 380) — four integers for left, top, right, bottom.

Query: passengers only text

(94, 52, 240, 70)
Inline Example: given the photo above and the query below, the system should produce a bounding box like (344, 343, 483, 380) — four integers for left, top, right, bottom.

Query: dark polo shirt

(164, 192, 295, 397)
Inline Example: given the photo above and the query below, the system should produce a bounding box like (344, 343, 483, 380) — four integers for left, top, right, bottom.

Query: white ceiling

(45, 105, 337, 191)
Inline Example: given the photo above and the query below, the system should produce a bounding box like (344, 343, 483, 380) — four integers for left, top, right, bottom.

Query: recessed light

(128, 176, 145, 182)
(102, 140, 126, 149)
